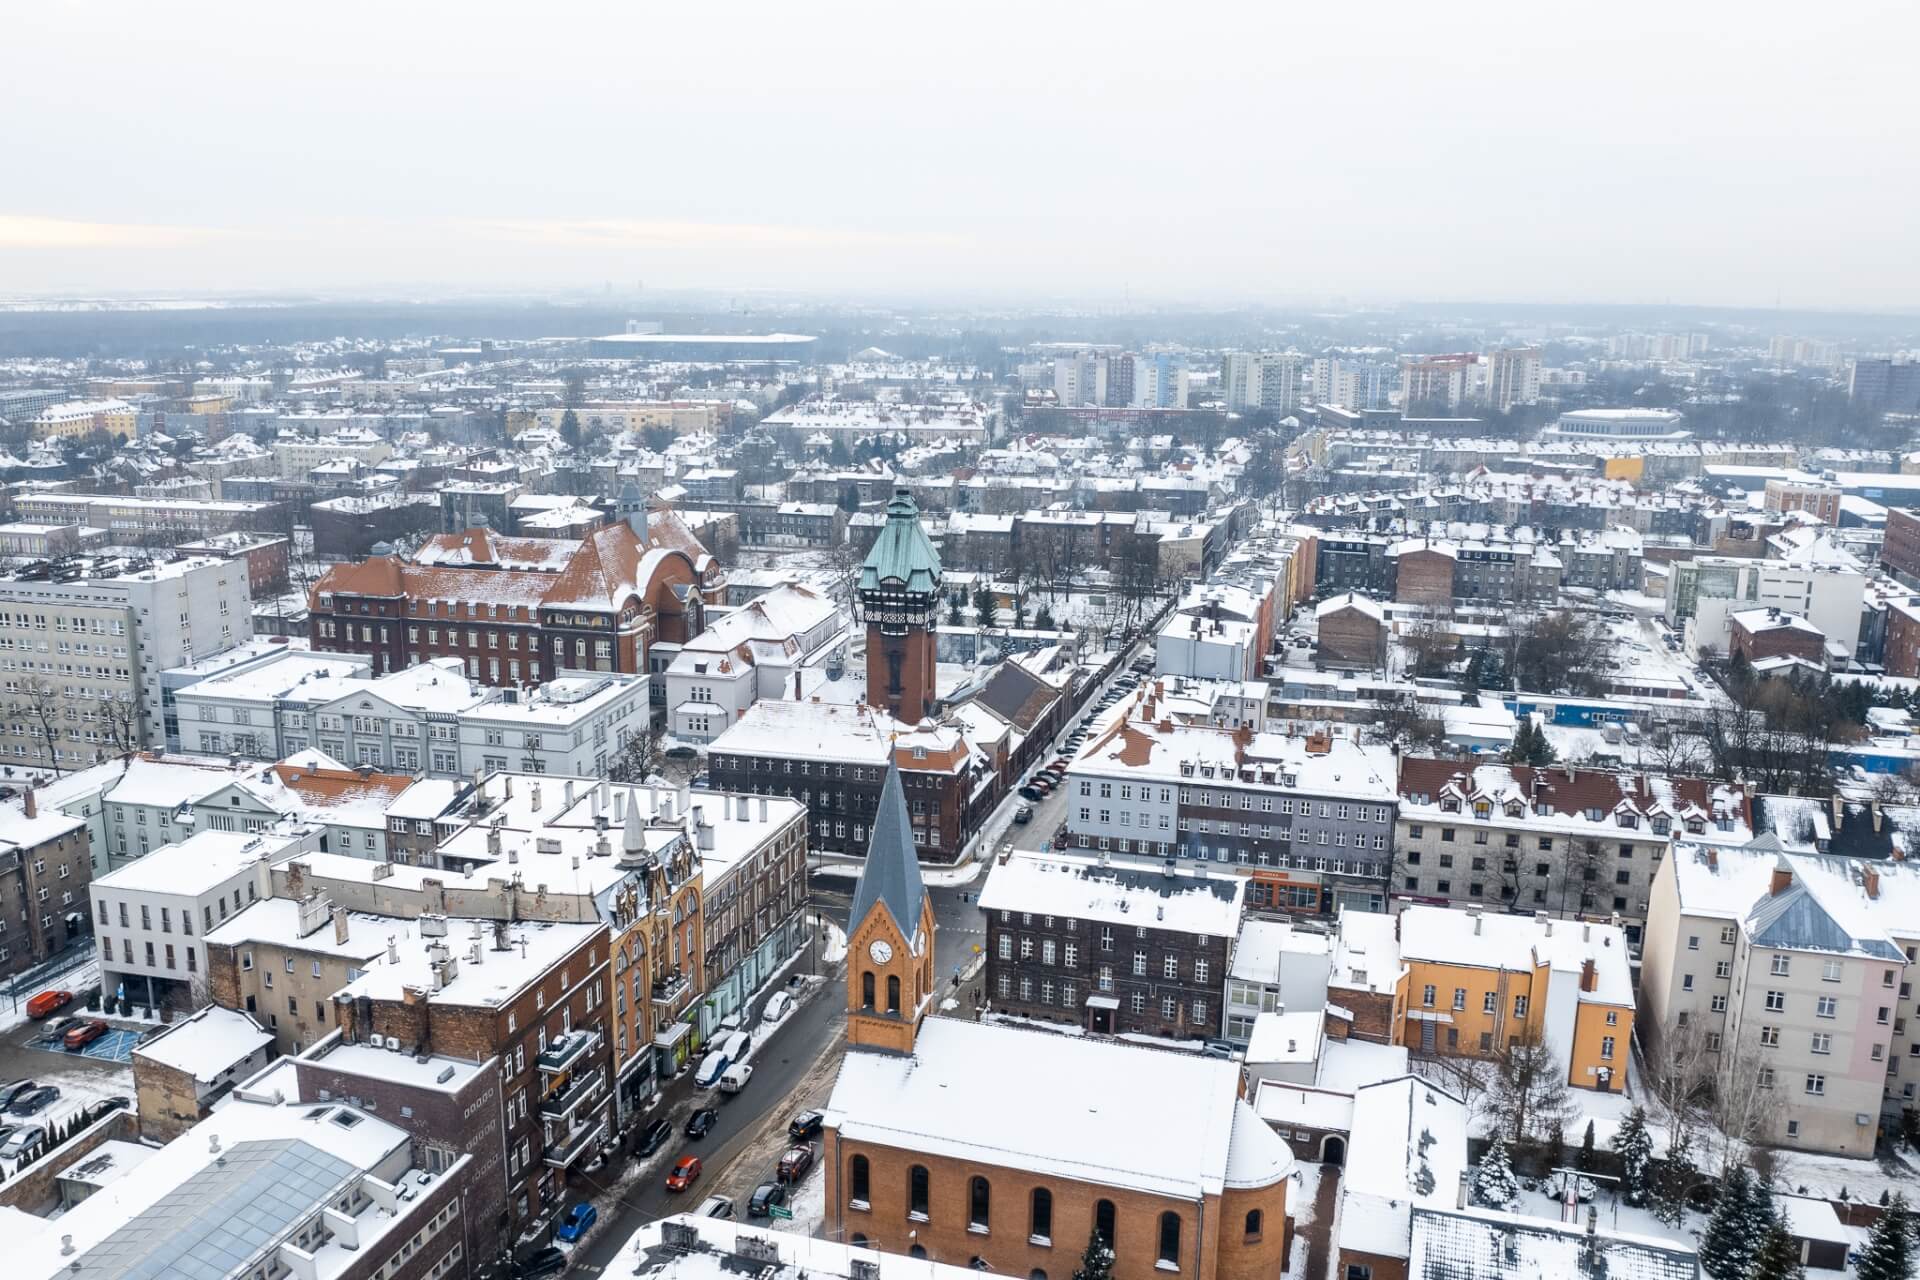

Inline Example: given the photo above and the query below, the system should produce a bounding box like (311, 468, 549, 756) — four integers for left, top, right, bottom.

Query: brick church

(824, 762, 1298, 1280)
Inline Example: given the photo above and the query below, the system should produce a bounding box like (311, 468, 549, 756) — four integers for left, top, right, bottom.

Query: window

(1030, 1188, 1053, 1243)
(849, 1155, 870, 1206)
(1483, 991, 1497, 1014)
(1347, 1268, 1374, 1280)
(1158, 1212, 1181, 1267)
(1095, 1200, 1116, 1245)
(1811, 1033, 1832, 1054)
(1759, 1026, 1779, 1047)
(969, 1176, 991, 1231)
(1245, 1209, 1263, 1241)
(1765, 990, 1785, 1012)
(1817, 996, 1837, 1019)
(1513, 995, 1528, 1018)
(1805, 1074, 1826, 1096)
(910, 1166, 930, 1218)
(1771, 954, 1790, 976)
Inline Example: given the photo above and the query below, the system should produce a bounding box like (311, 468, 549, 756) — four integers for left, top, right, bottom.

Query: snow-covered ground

(763, 1162, 826, 1237)
(1281, 1163, 1322, 1280)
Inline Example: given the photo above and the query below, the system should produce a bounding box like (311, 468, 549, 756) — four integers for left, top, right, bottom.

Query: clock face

(868, 938, 895, 964)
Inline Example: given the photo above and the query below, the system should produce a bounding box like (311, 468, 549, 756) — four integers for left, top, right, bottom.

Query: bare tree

(12, 677, 66, 774)
(94, 693, 142, 759)
(1377, 690, 1448, 752)
(1491, 1024, 1577, 1144)
(1706, 1045, 1775, 1180)
(608, 721, 666, 784)
(1639, 1016, 1714, 1159)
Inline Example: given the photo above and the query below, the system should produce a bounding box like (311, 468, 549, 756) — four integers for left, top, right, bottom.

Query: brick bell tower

(845, 757, 937, 1054)
(857, 488, 943, 724)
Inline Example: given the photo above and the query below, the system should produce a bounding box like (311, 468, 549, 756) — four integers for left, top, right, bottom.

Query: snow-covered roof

(1397, 905, 1634, 1006)
(826, 1018, 1293, 1199)
(1229, 917, 1332, 983)
(94, 828, 289, 895)
(1337, 1075, 1468, 1260)
(979, 850, 1246, 938)
(1408, 1205, 1698, 1280)
(132, 1006, 273, 1082)
(1670, 841, 1917, 957)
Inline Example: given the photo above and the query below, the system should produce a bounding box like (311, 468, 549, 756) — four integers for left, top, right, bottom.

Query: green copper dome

(858, 488, 942, 597)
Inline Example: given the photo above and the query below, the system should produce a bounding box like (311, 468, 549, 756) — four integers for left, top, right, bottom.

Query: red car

(777, 1144, 815, 1183)
(63, 1019, 109, 1051)
(665, 1155, 703, 1192)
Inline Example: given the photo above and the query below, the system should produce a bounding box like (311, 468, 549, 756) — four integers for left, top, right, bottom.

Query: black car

(748, 1181, 788, 1218)
(685, 1107, 718, 1139)
(10, 1085, 59, 1115)
(81, 1096, 131, 1124)
(638, 1118, 673, 1156)
(787, 1109, 824, 1141)
(0, 1080, 34, 1110)
(515, 1246, 569, 1280)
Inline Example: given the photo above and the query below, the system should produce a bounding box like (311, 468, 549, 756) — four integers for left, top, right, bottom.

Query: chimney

(794, 668, 803, 700)
(386, 935, 399, 964)
(1580, 958, 1597, 993)
(530, 780, 542, 813)
(22, 787, 34, 820)
(1770, 860, 1794, 897)
(332, 907, 350, 946)
(758, 797, 768, 823)
(1865, 866, 1880, 900)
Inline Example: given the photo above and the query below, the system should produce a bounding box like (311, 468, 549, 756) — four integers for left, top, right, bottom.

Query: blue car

(555, 1202, 597, 1244)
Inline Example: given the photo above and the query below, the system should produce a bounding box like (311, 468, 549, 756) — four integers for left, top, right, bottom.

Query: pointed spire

(849, 756, 929, 946)
(622, 788, 646, 853)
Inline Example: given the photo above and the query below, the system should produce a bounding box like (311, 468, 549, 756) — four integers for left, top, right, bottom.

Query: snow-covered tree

(1750, 1220, 1807, 1280)
(1700, 1166, 1772, 1280)
(1072, 1227, 1115, 1280)
(1611, 1106, 1655, 1206)
(1856, 1195, 1915, 1280)
(1474, 1134, 1518, 1209)
(1578, 1120, 1596, 1172)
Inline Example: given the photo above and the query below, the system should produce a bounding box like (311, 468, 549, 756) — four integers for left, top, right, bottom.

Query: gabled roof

(848, 759, 929, 948)
(858, 490, 942, 595)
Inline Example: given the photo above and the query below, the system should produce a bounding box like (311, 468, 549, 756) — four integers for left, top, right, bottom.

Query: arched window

(910, 1165, 930, 1217)
(1030, 1187, 1053, 1242)
(969, 1260, 988, 1272)
(1095, 1200, 1116, 1245)
(851, 1234, 869, 1249)
(1244, 1209, 1263, 1241)
(861, 970, 875, 1009)
(1030, 1272, 1047, 1280)
(910, 1246, 928, 1260)
(968, 1175, 991, 1230)
(887, 973, 901, 1013)
(850, 1155, 871, 1204)
(1158, 1212, 1181, 1266)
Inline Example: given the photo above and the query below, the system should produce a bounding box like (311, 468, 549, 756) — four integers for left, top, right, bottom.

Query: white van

(719, 1063, 753, 1094)
(694, 1030, 752, 1087)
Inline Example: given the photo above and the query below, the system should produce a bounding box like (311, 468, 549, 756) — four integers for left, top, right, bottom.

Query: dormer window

(1472, 802, 1491, 819)
(1584, 807, 1604, 822)
(1617, 814, 1638, 829)
(1651, 817, 1671, 835)
(1686, 818, 1705, 834)
(1441, 798, 1460, 813)
(1505, 802, 1523, 817)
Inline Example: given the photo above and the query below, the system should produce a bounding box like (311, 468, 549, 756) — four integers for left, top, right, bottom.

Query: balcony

(543, 1116, 607, 1169)
(651, 970, 693, 1017)
(540, 1068, 606, 1123)
(535, 1028, 601, 1076)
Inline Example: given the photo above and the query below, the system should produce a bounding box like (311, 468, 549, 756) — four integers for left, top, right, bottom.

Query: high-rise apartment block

(1484, 346, 1542, 411)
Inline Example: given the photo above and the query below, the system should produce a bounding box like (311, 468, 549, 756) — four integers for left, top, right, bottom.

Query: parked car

(515, 1247, 569, 1280)
(24, 990, 72, 1020)
(0, 1126, 44, 1160)
(777, 1145, 814, 1183)
(554, 1202, 597, 1243)
(80, 1096, 131, 1124)
(787, 1110, 824, 1141)
(696, 1195, 735, 1219)
(1013, 805, 1034, 824)
(719, 1063, 753, 1094)
(687, 1108, 719, 1139)
(748, 1182, 788, 1217)
(761, 991, 794, 1026)
(64, 1019, 110, 1051)
(0, 1081, 35, 1111)
(638, 1118, 673, 1156)
(665, 1155, 703, 1192)
(695, 1030, 754, 1088)
(1017, 786, 1043, 802)
(9, 1086, 59, 1116)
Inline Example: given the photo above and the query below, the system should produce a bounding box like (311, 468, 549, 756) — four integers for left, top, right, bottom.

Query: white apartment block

(1641, 842, 1918, 1156)
(1666, 555, 1866, 657)
(1220, 351, 1301, 414)
(173, 652, 649, 778)
(91, 826, 319, 1009)
(0, 554, 252, 769)
(1485, 346, 1542, 412)
(663, 585, 847, 744)
(270, 427, 393, 478)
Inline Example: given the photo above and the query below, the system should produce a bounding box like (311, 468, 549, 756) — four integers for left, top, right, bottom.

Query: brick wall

(1317, 603, 1384, 667)
(1393, 549, 1454, 606)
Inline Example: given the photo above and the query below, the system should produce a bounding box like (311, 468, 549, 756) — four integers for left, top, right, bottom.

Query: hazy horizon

(6, 1, 1917, 310)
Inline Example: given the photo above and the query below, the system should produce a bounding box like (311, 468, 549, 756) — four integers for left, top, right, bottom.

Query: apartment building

(1640, 843, 1915, 1156)
(11, 492, 282, 537)
(0, 792, 94, 980)
(91, 826, 320, 1010)
(1664, 554, 1866, 657)
(29, 398, 136, 440)
(1393, 758, 1752, 943)
(0, 553, 253, 766)
(1395, 904, 1635, 1092)
(1064, 708, 1399, 916)
(979, 849, 1245, 1039)
(663, 584, 848, 744)
(270, 427, 394, 478)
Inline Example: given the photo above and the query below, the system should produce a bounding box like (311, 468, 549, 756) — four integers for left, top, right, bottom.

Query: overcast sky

(3, 1, 1916, 309)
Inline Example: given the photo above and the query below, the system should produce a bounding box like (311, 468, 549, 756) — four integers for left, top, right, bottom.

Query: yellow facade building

(1391, 904, 1634, 1092)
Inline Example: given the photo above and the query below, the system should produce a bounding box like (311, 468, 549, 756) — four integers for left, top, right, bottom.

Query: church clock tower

(845, 757, 937, 1054)
(856, 489, 943, 725)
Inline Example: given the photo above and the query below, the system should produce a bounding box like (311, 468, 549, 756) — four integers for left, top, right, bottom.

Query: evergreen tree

(559, 409, 582, 451)
(1700, 1167, 1766, 1280)
(1072, 1226, 1115, 1280)
(1578, 1120, 1596, 1172)
(1856, 1195, 1915, 1280)
(1611, 1107, 1655, 1206)
(1652, 1130, 1697, 1226)
(1473, 1135, 1518, 1208)
(1035, 604, 1057, 630)
(1546, 1125, 1566, 1174)
(947, 598, 964, 627)
(1750, 1221, 1806, 1280)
